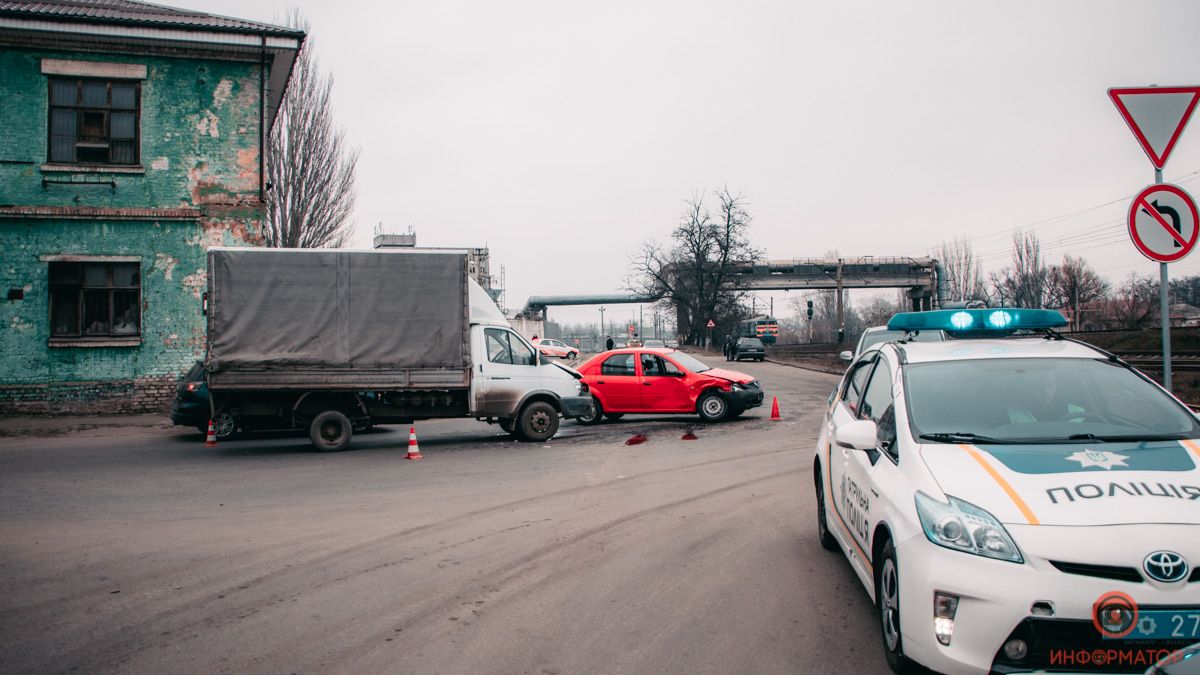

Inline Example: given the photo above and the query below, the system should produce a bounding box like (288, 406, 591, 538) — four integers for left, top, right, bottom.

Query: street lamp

(599, 306, 606, 343)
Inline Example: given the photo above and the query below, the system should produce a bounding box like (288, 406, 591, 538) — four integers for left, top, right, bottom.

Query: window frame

(601, 353, 637, 376)
(48, 260, 142, 343)
(47, 77, 142, 166)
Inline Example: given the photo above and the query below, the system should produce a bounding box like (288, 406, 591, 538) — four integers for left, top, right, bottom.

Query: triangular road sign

(1109, 86, 1200, 170)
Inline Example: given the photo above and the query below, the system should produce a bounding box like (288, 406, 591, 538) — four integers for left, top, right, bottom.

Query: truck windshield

(904, 357, 1200, 443)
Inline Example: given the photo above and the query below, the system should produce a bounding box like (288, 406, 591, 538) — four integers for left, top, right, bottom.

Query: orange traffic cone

(770, 396, 781, 421)
(625, 433, 648, 445)
(204, 419, 218, 447)
(405, 426, 423, 460)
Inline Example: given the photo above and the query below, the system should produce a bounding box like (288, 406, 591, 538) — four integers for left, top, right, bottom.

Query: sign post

(1110, 85, 1200, 390)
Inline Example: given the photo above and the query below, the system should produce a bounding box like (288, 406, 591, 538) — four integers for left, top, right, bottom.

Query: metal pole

(835, 259, 845, 343)
(599, 306, 605, 342)
(1156, 167, 1172, 391)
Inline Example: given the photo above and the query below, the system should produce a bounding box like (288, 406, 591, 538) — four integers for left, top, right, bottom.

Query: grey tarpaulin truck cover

(205, 247, 471, 390)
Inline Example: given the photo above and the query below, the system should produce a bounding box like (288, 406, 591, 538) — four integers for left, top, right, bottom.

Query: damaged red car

(575, 348, 764, 424)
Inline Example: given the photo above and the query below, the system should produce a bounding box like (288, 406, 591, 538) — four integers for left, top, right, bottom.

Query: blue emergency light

(886, 308, 1067, 335)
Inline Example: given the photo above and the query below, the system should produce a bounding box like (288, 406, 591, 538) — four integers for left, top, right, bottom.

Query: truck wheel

(516, 401, 559, 442)
(697, 391, 729, 422)
(309, 410, 353, 452)
(576, 397, 603, 425)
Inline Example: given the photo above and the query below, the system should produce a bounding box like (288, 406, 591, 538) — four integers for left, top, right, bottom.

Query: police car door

(843, 351, 900, 579)
(828, 353, 877, 579)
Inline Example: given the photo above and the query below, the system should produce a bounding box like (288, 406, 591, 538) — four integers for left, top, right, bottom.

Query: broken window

(49, 262, 141, 339)
(48, 78, 140, 165)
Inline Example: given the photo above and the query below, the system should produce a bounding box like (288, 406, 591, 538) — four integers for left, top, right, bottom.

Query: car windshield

(859, 329, 942, 353)
(904, 357, 1200, 443)
(668, 351, 711, 373)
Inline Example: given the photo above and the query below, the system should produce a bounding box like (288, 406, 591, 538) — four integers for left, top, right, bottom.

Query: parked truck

(204, 247, 592, 451)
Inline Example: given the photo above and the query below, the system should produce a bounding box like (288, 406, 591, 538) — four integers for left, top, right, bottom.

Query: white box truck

(204, 247, 592, 451)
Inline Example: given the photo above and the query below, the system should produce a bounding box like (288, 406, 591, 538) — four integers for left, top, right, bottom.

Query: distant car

(728, 336, 766, 362)
(574, 348, 764, 423)
(642, 339, 666, 348)
(840, 325, 946, 361)
(535, 338, 579, 360)
(614, 340, 628, 349)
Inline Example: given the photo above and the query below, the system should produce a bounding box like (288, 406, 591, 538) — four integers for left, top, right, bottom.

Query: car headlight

(915, 492, 1023, 563)
(729, 382, 744, 391)
(574, 378, 583, 394)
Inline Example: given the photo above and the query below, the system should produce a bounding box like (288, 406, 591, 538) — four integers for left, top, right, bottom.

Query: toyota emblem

(1143, 551, 1189, 583)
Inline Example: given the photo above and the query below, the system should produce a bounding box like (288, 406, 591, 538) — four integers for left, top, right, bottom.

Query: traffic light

(806, 299, 813, 320)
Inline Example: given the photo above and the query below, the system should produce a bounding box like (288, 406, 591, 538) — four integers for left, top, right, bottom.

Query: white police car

(812, 308, 1200, 674)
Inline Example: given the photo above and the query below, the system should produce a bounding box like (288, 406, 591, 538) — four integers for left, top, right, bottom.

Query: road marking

(960, 445, 1040, 525)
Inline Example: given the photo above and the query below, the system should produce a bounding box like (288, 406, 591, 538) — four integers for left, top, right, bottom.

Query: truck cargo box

(206, 248, 470, 390)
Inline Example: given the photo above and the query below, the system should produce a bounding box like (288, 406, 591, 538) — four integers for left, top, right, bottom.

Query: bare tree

(630, 188, 761, 345)
(1110, 272, 1158, 329)
(1045, 255, 1110, 329)
(934, 237, 986, 303)
(264, 10, 359, 248)
(990, 231, 1048, 308)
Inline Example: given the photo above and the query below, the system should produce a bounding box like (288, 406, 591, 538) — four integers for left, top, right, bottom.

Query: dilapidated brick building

(0, 0, 303, 413)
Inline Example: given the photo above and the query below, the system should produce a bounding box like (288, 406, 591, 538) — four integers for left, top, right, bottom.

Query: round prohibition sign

(1127, 183, 1199, 262)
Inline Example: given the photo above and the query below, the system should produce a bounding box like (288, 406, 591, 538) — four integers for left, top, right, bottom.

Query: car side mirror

(834, 419, 878, 451)
(839, 351, 853, 362)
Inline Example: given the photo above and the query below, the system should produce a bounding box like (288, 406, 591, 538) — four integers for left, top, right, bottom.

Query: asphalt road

(0, 359, 892, 674)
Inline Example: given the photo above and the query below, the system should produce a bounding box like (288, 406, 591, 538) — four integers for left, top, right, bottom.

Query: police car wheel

(814, 467, 839, 551)
(877, 539, 913, 673)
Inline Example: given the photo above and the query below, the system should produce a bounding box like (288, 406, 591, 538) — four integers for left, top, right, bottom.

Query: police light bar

(886, 308, 1068, 334)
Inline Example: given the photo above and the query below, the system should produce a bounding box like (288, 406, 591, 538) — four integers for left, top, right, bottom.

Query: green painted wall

(0, 48, 266, 208)
(0, 46, 269, 403)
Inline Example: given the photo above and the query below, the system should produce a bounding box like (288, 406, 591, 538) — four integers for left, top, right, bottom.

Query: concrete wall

(0, 47, 268, 414)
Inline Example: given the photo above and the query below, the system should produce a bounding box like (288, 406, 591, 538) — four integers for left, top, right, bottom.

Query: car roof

(881, 336, 1107, 364)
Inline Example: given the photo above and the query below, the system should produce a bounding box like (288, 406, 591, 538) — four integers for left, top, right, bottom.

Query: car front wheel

(878, 539, 913, 673)
(576, 397, 603, 425)
(696, 391, 729, 422)
(516, 401, 559, 442)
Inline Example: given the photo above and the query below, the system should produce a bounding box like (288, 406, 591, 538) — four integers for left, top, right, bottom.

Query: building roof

(0, 0, 303, 37)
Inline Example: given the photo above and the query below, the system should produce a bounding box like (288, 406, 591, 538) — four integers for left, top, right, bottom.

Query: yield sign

(1127, 183, 1199, 263)
(1108, 86, 1200, 170)
(706, 319, 716, 328)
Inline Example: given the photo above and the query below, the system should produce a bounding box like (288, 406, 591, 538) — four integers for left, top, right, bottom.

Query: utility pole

(599, 306, 606, 345)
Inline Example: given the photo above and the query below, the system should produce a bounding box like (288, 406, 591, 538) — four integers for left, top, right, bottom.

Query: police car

(812, 308, 1200, 674)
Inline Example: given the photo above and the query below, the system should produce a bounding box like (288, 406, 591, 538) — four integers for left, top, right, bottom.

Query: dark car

(170, 361, 239, 440)
(728, 336, 765, 362)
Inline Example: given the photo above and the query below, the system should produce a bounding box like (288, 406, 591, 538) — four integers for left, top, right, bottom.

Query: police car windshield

(904, 357, 1200, 443)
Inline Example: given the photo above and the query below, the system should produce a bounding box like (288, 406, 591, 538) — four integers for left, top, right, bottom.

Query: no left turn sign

(1127, 183, 1199, 263)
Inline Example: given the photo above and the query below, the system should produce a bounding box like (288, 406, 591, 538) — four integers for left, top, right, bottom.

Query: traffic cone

(405, 426, 423, 460)
(204, 419, 218, 447)
(625, 433, 648, 446)
(770, 396, 781, 421)
(681, 429, 698, 441)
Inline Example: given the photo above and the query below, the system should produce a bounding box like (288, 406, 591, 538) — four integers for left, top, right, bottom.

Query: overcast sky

(203, 0, 1200, 329)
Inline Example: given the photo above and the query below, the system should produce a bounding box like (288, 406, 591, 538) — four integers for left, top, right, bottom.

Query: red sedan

(574, 348, 764, 424)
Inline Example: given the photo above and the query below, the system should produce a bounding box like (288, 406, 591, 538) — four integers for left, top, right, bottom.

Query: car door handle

(643, 382, 652, 386)
(491, 376, 510, 380)
(596, 380, 606, 384)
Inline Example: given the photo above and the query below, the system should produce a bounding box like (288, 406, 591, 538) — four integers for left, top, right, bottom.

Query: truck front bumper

(559, 395, 594, 419)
